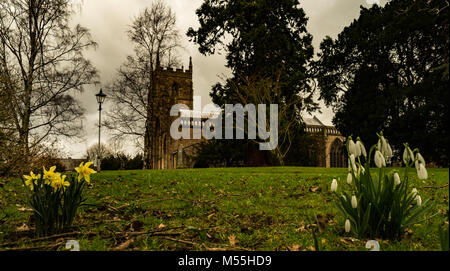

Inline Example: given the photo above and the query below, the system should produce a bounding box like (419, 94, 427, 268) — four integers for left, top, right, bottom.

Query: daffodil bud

(416, 195, 422, 206)
(417, 163, 428, 180)
(374, 150, 386, 168)
(331, 179, 338, 192)
(394, 172, 401, 186)
(347, 172, 352, 184)
(345, 219, 351, 233)
(351, 195, 357, 209)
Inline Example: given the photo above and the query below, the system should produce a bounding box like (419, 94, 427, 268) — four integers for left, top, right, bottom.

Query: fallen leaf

(288, 244, 301, 251)
(16, 223, 30, 232)
(310, 186, 321, 193)
(228, 234, 237, 247)
(115, 239, 134, 250)
(158, 223, 166, 229)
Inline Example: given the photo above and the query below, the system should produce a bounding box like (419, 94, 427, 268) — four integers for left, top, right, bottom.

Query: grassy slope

(0, 167, 448, 251)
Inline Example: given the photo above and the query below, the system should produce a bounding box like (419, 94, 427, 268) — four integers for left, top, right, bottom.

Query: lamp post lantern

(95, 88, 107, 171)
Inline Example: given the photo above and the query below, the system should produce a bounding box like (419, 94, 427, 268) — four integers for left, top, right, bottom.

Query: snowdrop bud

(417, 163, 428, 180)
(348, 139, 356, 156)
(394, 172, 401, 186)
(351, 195, 358, 209)
(416, 195, 422, 206)
(331, 179, 338, 192)
(347, 172, 352, 184)
(358, 165, 365, 176)
(411, 188, 418, 197)
(357, 139, 367, 158)
(350, 154, 357, 173)
(342, 195, 347, 201)
(374, 150, 386, 168)
(345, 219, 351, 233)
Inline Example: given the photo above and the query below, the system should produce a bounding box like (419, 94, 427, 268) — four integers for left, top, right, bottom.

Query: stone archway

(329, 138, 346, 168)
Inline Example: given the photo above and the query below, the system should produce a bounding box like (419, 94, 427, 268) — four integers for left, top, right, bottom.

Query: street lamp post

(95, 89, 107, 171)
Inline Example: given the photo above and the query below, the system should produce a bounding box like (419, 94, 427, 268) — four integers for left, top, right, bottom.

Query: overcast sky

(65, 0, 386, 158)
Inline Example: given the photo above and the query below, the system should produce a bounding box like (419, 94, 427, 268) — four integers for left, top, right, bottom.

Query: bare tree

(228, 71, 302, 165)
(85, 143, 112, 161)
(0, 0, 98, 165)
(104, 1, 180, 169)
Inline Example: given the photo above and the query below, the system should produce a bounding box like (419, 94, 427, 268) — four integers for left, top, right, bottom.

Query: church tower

(151, 58, 194, 169)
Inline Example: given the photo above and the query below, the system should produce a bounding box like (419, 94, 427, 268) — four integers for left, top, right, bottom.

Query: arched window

(171, 82, 180, 97)
(330, 139, 346, 168)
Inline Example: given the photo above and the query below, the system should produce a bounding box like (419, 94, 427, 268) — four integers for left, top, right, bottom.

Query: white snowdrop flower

(386, 142, 393, 159)
(348, 139, 357, 156)
(374, 150, 386, 168)
(381, 136, 389, 156)
(411, 188, 418, 197)
(416, 195, 422, 206)
(357, 139, 367, 158)
(417, 163, 428, 180)
(394, 172, 401, 186)
(416, 153, 426, 165)
(354, 140, 361, 157)
(351, 195, 358, 209)
(331, 179, 338, 192)
(403, 147, 414, 165)
(345, 219, 351, 233)
(365, 240, 380, 251)
(347, 172, 352, 185)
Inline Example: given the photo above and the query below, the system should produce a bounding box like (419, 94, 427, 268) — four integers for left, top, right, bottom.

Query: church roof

(304, 116, 325, 126)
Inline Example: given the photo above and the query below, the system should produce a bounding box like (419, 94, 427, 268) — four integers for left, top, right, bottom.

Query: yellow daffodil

(50, 174, 70, 191)
(75, 162, 96, 183)
(43, 166, 58, 185)
(23, 171, 41, 190)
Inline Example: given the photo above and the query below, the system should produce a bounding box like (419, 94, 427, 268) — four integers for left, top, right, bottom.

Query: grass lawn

(0, 167, 448, 251)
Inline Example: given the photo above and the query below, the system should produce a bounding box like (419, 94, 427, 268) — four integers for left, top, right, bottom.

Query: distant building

(303, 116, 346, 168)
(149, 58, 346, 169)
(58, 157, 87, 171)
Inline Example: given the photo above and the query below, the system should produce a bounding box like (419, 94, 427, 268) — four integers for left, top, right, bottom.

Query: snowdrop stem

(367, 144, 377, 169)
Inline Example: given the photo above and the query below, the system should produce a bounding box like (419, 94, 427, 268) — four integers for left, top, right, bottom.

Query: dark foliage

(315, 0, 449, 166)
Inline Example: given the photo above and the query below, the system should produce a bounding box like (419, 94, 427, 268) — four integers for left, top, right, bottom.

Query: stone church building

(150, 58, 346, 169)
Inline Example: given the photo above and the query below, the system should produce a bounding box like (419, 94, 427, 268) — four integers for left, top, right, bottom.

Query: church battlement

(157, 57, 193, 76)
